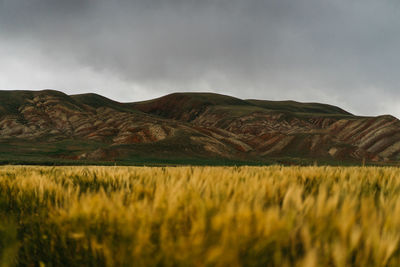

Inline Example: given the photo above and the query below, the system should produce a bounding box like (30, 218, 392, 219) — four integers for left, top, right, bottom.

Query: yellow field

(1, 166, 400, 266)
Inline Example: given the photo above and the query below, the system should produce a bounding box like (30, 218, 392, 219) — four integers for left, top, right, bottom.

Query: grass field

(1, 166, 400, 266)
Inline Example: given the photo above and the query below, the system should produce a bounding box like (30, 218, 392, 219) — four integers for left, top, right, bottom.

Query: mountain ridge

(0, 89, 399, 165)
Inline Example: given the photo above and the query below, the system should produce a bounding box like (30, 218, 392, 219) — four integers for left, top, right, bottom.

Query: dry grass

(1, 166, 400, 266)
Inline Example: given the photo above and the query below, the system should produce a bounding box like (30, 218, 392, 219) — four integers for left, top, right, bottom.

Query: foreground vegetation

(1, 166, 400, 266)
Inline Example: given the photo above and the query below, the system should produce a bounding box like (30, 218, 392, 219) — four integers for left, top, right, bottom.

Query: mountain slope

(0, 90, 399, 165)
(246, 99, 352, 116)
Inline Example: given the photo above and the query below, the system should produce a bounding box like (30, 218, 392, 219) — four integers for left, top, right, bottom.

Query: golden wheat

(1, 166, 400, 266)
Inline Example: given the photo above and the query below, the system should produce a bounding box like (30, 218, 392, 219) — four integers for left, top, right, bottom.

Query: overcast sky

(1, 0, 400, 117)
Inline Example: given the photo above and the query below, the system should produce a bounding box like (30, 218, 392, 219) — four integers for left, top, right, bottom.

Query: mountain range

(0, 89, 399, 165)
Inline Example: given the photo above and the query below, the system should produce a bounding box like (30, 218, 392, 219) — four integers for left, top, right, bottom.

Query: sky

(1, 0, 400, 117)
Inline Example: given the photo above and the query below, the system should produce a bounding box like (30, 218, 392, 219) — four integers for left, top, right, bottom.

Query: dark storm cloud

(1, 0, 400, 117)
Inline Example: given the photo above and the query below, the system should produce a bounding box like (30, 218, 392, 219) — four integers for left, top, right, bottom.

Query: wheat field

(1, 166, 400, 266)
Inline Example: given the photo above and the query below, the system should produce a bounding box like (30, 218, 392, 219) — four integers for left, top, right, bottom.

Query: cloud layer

(1, 0, 400, 117)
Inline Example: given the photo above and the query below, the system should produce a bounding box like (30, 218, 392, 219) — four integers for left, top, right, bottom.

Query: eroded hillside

(0, 90, 399, 164)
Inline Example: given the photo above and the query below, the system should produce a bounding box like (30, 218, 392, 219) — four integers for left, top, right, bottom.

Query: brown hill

(0, 90, 399, 165)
